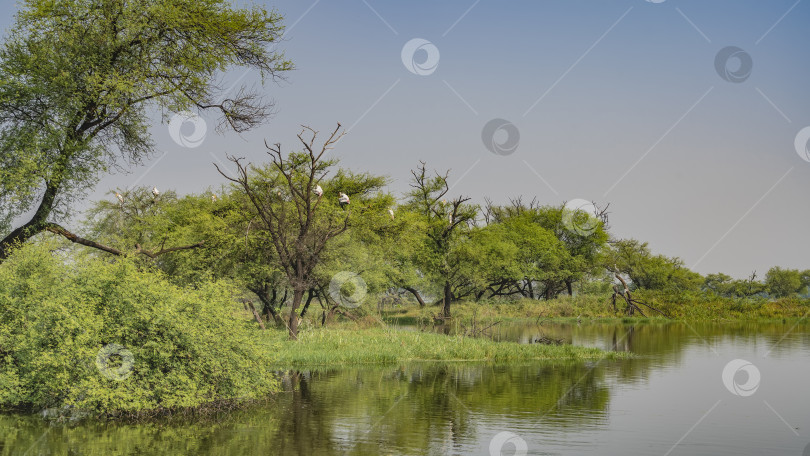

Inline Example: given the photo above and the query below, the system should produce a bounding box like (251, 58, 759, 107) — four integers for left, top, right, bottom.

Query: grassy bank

(381, 294, 810, 326)
(264, 326, 628, 368)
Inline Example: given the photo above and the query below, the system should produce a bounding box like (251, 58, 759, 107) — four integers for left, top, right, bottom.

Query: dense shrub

(0, 242, 278, 419)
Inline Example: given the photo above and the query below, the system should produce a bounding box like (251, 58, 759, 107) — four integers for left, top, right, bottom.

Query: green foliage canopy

(0, 0, 291, 258)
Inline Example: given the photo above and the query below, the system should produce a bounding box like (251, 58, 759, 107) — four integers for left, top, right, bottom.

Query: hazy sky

(2, 0, 808, 278)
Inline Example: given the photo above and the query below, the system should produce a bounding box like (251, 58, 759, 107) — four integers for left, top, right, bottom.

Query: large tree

(466, 211, 578, 300)
(217, 124, 389, 339)
(0, 0, 291, 260)
(405, 161, 477, 319)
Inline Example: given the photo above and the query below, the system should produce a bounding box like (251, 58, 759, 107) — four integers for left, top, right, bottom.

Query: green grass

(263, 327, 629, 368)
(381, 294, 810, 326)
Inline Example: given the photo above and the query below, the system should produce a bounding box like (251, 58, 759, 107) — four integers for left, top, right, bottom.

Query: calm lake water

(3, 321, 810, 455)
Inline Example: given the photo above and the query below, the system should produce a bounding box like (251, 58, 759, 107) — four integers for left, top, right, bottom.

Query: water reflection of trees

(2, 322, 807, 455)
(0, 363, 612, 455)
(279, 362, 612, 456)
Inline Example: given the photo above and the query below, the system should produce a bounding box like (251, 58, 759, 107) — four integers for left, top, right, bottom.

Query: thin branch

(45, 223, 205, 258)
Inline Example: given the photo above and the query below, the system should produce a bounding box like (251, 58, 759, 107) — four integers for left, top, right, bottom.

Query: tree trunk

(0, 180, 60, 261)
(249, 285, 283, 326)
(442, 281, 452, 319)
(0, 146, 75, 262)
(288, 288, 305, 340)
(300, 288, 315, 318)
(566, 280, 573, 296)
(246, 301, 266, 330)
(526, 279, 535, 299)
(404, 286, 426, 307)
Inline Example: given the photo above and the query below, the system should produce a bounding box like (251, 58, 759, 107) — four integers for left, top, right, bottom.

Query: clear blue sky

(1, 0, 808, 278)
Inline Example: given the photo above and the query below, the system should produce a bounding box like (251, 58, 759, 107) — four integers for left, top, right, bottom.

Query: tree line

(18, 124, 804, 339)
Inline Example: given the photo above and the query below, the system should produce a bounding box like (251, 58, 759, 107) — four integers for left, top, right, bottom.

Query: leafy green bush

(0, 242, 278, 420)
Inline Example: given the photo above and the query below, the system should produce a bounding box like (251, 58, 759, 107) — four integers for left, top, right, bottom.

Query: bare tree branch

(45, 223, 204, 258)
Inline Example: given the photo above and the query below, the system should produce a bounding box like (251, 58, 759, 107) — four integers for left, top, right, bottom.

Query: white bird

(388, 207, 395, 220)
(152, 186, 160, 197)
(115, 192, 124, 204)
(314, 185, 323, 197)
(449, 213, 454, 224)
(211, 194, 218, 202)
(338, 192, 350, 209)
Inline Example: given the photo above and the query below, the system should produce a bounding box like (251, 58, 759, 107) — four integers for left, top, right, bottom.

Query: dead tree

(611, 274, 669, 318)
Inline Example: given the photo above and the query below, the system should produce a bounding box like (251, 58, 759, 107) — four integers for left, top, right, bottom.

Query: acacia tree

(464, 211, 577, 300)
(217, 124, 388, 339)
(68, 187, 207, 259)
(0, 0, 291, 260)
(490, 200, 609, 297)
(608, 239, 703, 292)
(765, 267, 808, 298)
(379, 209, 432, 307)
(406, 161, 477, 319)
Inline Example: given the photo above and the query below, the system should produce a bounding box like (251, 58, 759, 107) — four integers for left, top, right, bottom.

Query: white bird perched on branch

(152, 186, 160, 198)
(314, 185, 323, 198)
(211, 194, 218, 202)
(338, 192, 350, 209)
(115, 192, 124, 204)
(388, 207, 395, 220)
